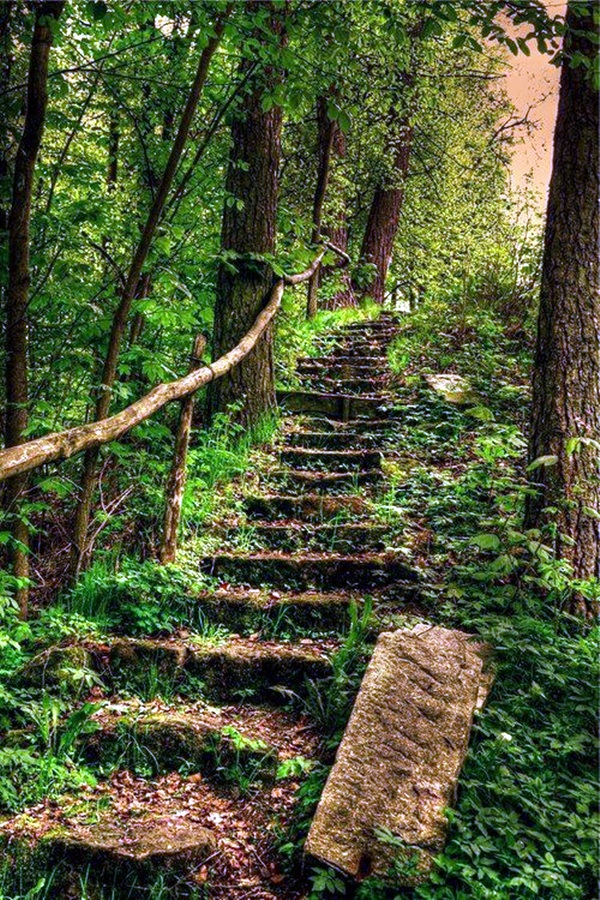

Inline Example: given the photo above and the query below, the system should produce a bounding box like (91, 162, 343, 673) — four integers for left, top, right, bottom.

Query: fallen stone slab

(305, 624, 491, 882)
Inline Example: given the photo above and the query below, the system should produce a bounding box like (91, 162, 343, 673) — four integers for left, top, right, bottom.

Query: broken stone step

(305, 624, 492, 882)
(0, 813, 217, 896)
(277, 390, 397, 421)
(285, 431, 379, 450)
(241, 522, 388, 552)
(82, 701, 315, 782)
(272, 468, 384, 493)
(203, 552, 417, 592)
(279, 447, 382, 471)
(244, 492, 371, 521)
(198, 587, 361, 632)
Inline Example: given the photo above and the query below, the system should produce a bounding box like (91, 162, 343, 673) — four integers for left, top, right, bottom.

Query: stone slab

(305, 624, 491, 882)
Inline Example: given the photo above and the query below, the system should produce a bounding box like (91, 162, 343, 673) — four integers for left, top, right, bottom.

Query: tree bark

(70, 12, 228, 578)
(160, 334, 207, 564)
(526, 0, 599, 617)
(354, 116, 413, 305)
(306, 96, 335, 319)
(4, 0, 64, 618)
(320, 103, 355, 311)
(207, 3, 286, 428)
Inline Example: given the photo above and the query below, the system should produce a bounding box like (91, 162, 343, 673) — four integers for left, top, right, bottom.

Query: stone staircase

(0, 313, 489, 898)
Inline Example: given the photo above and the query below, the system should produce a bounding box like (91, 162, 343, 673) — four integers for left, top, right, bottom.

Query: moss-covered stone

(305, 625, 492, 882)
(21, 645, 93, 690)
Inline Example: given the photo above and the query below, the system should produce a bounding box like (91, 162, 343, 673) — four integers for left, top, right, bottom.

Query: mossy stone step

(271, 467, 384, 493)
(83, 702, 298, 781)
(297, 365, 389, 382)
(31, 637, 333, 704)
(3, 816, 217, 897)
(244, 492, 371, 521)
(301, 376, 391, 395)
(109, 637, 333, 703)
(203, 551, 418, 592)
(277, 390, 397, 421)
(240, 522, 388, 552)
(279, 447, 383, 471)
(296, 355, 389, 369)
(285, 431, 379, 450)
(333, 336, 396, 351)
(197, 587, 361, 631)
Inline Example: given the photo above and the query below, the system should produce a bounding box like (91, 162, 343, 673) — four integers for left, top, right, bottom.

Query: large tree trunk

(207, 4, 285, 428)
(4, 1, 64, 618)
(354, 117, 413, 305)
(70, 15, 227, 578)
(526, 0, 599, 617)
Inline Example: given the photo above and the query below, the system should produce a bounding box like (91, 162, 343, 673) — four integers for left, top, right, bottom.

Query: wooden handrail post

(160, 334, 208, 564)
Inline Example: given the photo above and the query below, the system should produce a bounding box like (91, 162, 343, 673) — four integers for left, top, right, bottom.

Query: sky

(502, 2, 566, 204)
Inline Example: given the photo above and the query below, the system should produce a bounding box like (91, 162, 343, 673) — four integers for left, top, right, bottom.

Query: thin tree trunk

(306, 96, 335, 319)
(207, 3, 286, 428)
(320, 101, 355, 312)
(160, 334, 207, 564)
(526, 0, 599, 617)
(354, 117, 413, 305)
(70, 12, 228, 578)
(4, 1, 64, 618)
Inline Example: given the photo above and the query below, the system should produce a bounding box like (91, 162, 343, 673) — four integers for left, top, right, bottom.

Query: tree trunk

(354, 117, 413, 305)
(160, 334, 207, 564)
(320, 102, 355, 312)
(306, 96, 335, 319)
(4, 0, 64, 618)
(69, 14, 227, 578)
(526, 0, 599, 617)
(207, 4, 285, 428)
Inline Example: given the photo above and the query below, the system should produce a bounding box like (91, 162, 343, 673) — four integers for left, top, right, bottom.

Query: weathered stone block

(305, 624, 492, 882)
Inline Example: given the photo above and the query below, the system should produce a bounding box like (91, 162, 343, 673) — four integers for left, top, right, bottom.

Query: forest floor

(0, 303, 597, 900)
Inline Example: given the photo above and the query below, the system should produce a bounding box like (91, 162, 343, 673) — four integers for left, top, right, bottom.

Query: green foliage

(64, 557, 206, 634)
(303, 597, 374, 745)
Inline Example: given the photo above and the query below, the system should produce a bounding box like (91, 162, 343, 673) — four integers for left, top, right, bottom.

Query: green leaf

(471, 533, 501, 551)
(527, 454, 558, 471)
